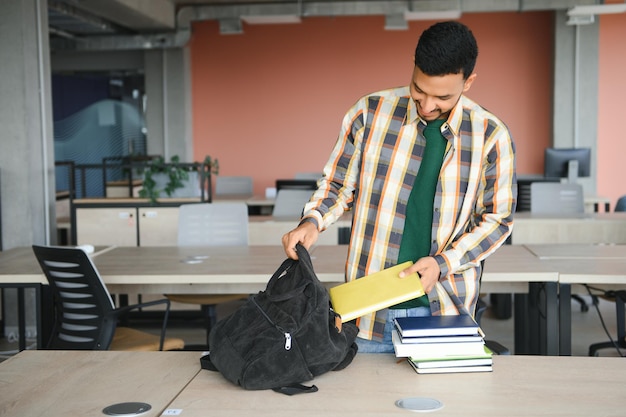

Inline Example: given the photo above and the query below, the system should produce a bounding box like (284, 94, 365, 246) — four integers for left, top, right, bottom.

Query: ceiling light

(219, 18, 243, 35)
(567, 4, 626, 16)
(385, 14, 408, 31)
(241, 15, 301, 24)
(566, 14, 594, 26)
(404, 10, 462, 21)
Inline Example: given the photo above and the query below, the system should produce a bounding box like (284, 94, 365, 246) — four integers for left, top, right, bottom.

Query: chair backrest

(214, 176, 253, 197)
(271, 189, 313, 220)
(615, 195, 626, 212)
(177, 202, 249, 246)
(294, 172, 322, 181)
(530, 182, 584, 214)
(32, 245, 117, 350)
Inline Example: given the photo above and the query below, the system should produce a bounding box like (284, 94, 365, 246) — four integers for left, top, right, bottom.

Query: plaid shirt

(302, 86, 517, 341)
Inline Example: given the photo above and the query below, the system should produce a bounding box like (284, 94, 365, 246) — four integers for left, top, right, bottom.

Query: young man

(282, 21, 517, 353)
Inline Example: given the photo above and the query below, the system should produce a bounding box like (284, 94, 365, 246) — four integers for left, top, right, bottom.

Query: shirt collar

(405, 94, 465, 137)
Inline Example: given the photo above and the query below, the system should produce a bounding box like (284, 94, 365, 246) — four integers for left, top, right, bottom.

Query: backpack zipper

(251, 296, 292, 350)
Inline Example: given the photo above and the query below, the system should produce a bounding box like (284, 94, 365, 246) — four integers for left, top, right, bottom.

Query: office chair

(588, 196, 626, 356)
(530, 182, 594, 311)
(272, 189, 314, 219)
(214, 176, 253, 197)
(588, 290, 626, 356)
(615, 195, 626, 212)
(165, 202, 250, 347)
(530, 182, 584, 215)
(32, 245, 184, 351)
(476, 261, 510, 355)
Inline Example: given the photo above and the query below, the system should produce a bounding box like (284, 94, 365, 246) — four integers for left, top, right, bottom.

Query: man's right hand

(281, 221, 319, 259)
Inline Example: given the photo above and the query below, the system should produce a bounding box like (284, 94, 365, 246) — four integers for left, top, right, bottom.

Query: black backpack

(201, 243, 358, 395)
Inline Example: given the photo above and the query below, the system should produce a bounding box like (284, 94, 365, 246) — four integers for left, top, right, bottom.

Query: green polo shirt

(392, 118, 447, 309)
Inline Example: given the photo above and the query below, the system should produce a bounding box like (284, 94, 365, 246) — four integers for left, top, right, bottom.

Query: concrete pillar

(144, 47, 192, 162)
(553, 11, 599, 194)
(0, 0, 55, 249)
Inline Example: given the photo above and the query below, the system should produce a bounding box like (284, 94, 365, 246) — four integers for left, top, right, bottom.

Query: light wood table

(167, 353, 626, 417)
(511, 212, 626, 244)
(0, 350, 202, 417)
(526, 244, 626, 355)
(0, 245, 561, 354)
(312, 244, 561, 355)
(93, 245, 345, 295)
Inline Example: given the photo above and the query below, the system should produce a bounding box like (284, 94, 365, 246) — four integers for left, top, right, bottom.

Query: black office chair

(476, 260, 510, 355)
(588, 290, 626, 356)
(587, 196, 626, 356)
(474, 297, 510, 355)
(32, 245, 185, 351)
(615, 195, 626, 212)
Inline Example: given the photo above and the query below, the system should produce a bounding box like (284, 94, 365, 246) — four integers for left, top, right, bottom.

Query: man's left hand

(399, 256, 440, 294)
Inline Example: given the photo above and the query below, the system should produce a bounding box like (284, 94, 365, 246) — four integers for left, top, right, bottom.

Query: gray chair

(272, 189, 314, 219)
(530, 182, 584, 214)
(165, 202, 250, 347)
(214, 176, 253, 197)
(615, 195, 626, 212)
(294, 172, 322, 181)
(587, 195, 626, 355)
(32, 245, 184, 351)
(530, 183, 592, 311)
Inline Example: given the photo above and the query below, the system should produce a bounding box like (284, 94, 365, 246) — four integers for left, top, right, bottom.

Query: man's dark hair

(414, 21, 478, 79)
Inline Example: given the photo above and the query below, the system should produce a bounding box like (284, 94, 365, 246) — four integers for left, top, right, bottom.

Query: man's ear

(463, 73, 477, 92)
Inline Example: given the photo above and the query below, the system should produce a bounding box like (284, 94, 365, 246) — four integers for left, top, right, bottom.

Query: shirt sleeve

(300, 99, 367, 232)
(434, 120, 517, 277)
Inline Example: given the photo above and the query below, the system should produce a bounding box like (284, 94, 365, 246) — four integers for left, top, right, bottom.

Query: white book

(394, 315, 480, 338)
(392, 330, 486, 358)
(408, 360, 493, 374)
(399, 335, 484, 344)
(410, 357, 493, 369)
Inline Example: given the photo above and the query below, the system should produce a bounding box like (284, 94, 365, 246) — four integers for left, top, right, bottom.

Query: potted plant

(138, 155, 219, 204)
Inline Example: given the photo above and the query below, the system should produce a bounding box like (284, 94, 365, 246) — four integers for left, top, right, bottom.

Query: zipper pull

(284, 332, 292, 350)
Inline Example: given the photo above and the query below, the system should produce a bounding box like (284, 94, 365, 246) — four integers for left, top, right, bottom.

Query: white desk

(0, 350, 201, 417)
(312, 244, 561, 355)
(527, 244, 626, 355)
(0, 245, 560, 354)
(94, 245, 345, 295)
(511, 212, 626, 244)
(168, 353, 626, 417)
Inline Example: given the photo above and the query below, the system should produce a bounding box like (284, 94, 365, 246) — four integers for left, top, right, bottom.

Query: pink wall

(597, 14, 626, 208)
(190, 13, 553, 196)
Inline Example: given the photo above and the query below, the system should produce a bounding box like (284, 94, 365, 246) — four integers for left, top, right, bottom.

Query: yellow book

(329, 261, 425, 322)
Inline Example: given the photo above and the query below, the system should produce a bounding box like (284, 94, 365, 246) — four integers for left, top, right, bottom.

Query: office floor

(0, 294, 623, 362)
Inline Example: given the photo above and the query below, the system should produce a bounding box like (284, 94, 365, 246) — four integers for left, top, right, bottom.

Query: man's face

(409, 66, 476, 122)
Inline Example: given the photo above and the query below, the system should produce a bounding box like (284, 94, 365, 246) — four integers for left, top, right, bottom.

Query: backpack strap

(272, 383, 319, 396)
(200, 354, 218, 371)
(202, 353, 318, 395)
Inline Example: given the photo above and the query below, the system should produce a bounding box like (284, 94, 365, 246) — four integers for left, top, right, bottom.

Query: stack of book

(392, 315, 493, 374)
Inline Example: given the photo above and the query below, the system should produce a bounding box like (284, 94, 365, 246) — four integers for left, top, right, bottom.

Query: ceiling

(48, 0, 618, 51)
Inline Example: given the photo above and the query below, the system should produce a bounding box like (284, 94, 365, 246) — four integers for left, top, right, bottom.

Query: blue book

(394, 315, 480, 338)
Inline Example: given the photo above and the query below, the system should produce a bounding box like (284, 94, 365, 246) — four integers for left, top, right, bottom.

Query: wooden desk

(526, 243, 626, 260)
(94, 245, 345, 296)
(313, 244, 561, 355)
(0, 350, 201, 417)
(248, 216, 352, 246)
(527, 244, 626, 355)
(167, 354, 626, 417)
(0, 245, 560, 354)
(511, 212, 626, 244)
